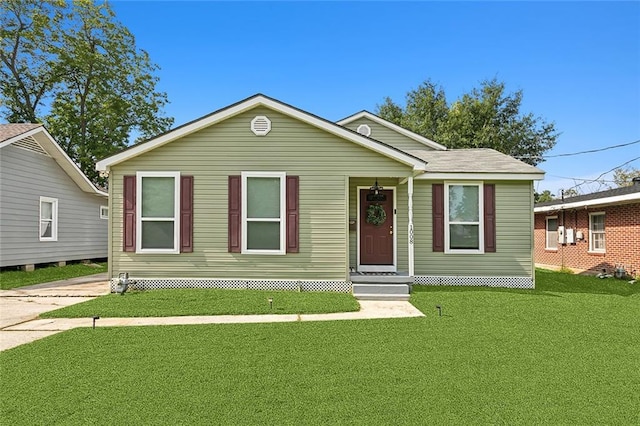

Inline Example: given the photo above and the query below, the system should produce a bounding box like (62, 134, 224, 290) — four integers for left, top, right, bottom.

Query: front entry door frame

(357, 185, 397, 272)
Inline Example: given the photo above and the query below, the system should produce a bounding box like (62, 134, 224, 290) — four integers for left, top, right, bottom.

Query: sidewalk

(0, 275, 424, 352)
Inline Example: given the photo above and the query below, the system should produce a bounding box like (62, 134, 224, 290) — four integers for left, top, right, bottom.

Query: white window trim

(241, 171, 286, 255)
(39, 196, 58, 241)
(136, 171, 180, 254)
(588, 212, 605, 253)
(100, 205, 109, 220)
(545, 216, 558, 250)
(444, 181, 484, 254)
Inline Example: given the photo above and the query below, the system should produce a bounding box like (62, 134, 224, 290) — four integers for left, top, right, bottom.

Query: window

(241, 172, 286, 254)
(589, 212, 605, 253)
(546, 216, 558, 250)
(39, 197, 58, 241)
(445, 182, 483, 253)
(100, 206, 108, 219)
(136, 172, 180, 253)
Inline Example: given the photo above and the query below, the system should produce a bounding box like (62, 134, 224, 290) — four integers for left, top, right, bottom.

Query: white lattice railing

(110, 278, 351, 293)
(109, 275, 534, 292)
(413, 275, 534, 289)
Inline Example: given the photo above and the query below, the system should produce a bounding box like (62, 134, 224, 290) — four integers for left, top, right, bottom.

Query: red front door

(360, 189, 394, 266)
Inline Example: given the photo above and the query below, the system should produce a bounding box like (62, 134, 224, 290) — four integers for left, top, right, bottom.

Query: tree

(0, 0, 63, 122)
(0, 0, 173, 185)
(534, 190, 555, 203)
(376, 78, 559, 166)
(559, 188, 579, 199)
(612, 166, 640, 187)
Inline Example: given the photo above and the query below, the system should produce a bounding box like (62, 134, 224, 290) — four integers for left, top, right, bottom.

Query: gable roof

(0, 124, 107, 198)
(336, 111, 447, 151)
(96, 94, 428, 172)
(534, 183, 640, 212)
(408, 148, 545, 180)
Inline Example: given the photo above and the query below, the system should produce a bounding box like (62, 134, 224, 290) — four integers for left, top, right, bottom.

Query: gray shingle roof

(0, 123, 42, 143)
(407, 148, 544, 174)
(535, 183, 640, 208)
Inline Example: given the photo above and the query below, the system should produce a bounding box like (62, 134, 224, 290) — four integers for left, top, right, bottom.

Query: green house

(96, 94, 544, 299)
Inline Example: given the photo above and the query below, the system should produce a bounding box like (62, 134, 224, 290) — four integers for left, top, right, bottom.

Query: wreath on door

(366, 203, 387, 226)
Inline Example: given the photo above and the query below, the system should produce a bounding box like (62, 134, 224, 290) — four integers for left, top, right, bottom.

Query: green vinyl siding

(342, 117, 436, 152)
(109, 106, 412, 281)
(413, 180, 534, 277)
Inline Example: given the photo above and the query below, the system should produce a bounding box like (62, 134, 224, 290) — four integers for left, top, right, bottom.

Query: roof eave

(416, 172, 545, 181)
(534, 192, 640, 212)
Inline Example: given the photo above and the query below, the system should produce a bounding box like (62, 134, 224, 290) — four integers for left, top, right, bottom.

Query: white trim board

(534, 192, 640, 212)
(417, 172, 545, 181)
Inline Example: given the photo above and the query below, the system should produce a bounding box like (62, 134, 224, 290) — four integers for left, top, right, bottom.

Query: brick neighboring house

(534, 179, 640, 276)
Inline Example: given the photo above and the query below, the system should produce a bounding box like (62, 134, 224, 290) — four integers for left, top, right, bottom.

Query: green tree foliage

(377, 78, 559, 166)
(612, 166, 640, 187)
(1, 0, 173, 185)
(534, 189, 555, 203)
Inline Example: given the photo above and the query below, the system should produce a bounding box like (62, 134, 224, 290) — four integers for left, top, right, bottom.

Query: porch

(350, 272, 413, 301)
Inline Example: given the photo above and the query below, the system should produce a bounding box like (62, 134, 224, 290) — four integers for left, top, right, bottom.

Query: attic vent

(12, 136, 50, 156)
(356, 124, 371, 137)
(251, 115, 271, 136)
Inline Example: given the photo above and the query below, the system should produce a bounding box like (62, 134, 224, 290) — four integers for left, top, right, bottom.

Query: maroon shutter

(123, 175, 136, 252)
(228, 176, 241, 253)
(432, 183, 444, 252)
(180, 176, 194, 253)
(286, 176, 299, 253)
(484, 183, 496, 253)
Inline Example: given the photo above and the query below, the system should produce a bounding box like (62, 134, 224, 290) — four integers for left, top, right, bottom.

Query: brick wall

(534, 202, 640, 276)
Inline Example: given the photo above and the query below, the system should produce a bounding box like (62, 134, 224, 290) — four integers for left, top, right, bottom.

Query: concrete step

(350, 274, 414, 284)
(352, 283, 411, 301)
(353, 293, 411, 301)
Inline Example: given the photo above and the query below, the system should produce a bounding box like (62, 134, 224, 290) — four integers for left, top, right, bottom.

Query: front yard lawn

(41, 288, 360, 318)
(0, 262, 107, 290)
(1, 270, 638, 424)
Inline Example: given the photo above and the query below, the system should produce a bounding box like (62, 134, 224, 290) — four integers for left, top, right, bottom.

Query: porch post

(408, 176, 414, 276)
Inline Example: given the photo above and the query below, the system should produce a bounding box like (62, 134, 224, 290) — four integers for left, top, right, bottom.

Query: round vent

(251, 115, 271, 136)
(356, 124, 371, 137)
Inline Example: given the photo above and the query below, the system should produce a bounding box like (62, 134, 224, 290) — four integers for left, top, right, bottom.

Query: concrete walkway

(0, 274, 424, 352)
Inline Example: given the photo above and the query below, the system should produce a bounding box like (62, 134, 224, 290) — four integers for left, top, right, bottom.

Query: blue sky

(111, 1, 640, 196)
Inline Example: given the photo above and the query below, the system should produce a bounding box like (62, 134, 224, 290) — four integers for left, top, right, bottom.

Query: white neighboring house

(0, 124, 108, 269)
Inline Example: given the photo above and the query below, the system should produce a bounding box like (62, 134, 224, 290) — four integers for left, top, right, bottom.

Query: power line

(544, 138, 640, 158)
(564, 156, 640, 193)
(515, 138, 640, 160)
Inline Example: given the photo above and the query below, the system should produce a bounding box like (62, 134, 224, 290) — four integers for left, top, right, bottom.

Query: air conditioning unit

(557, 226, 566, 244)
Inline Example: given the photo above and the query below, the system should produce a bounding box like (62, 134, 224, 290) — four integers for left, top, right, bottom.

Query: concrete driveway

(0, 274, 109, 351)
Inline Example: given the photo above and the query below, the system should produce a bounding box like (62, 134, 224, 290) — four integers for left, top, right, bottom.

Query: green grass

(41, 288, 360, 318)
(0, 262, 107, 290)
(1, 270, 638, 424)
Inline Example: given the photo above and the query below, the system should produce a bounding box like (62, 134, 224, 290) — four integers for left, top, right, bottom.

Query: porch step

(352, 283, 412, 301)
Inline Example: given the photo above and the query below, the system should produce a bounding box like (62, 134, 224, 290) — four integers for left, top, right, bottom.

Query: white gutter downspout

(408, 175, 415, 277)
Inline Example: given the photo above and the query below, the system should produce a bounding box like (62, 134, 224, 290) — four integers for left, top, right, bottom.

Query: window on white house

(100, 206, 108, 219)
(589, 213, 605, 253)
(445, 182, 483, 253)
(546, 217, 558, 250)
(136, 172, 180, 253)
(242, 172, 286, 254)
(39, 197, 58, 241)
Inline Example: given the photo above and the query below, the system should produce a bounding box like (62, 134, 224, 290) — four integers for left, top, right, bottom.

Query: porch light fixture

(435, 305, 442, 317)
(92, 316, 100, 329)
(367, 179, 386, 202)
(268, 297, 273, 310)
